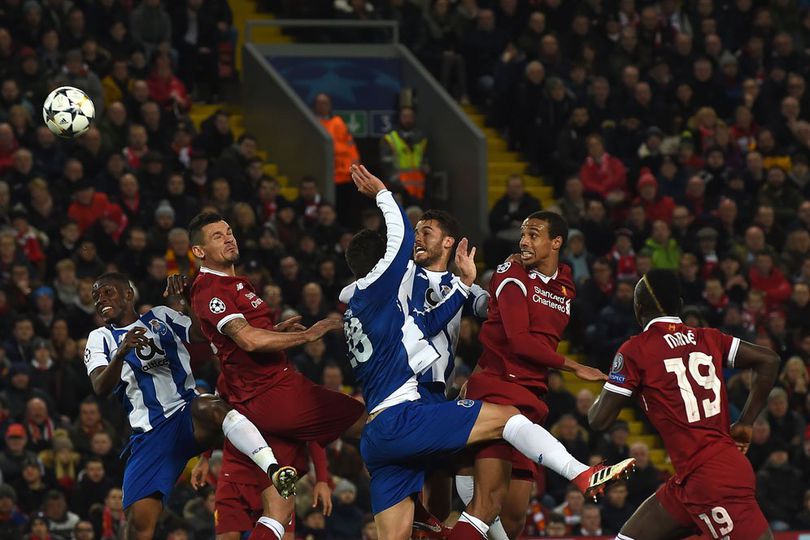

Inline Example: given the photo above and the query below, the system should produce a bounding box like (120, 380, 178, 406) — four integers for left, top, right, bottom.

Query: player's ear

(551, 236, 563, 251)
(191, 245, 205, 259)
(443, 236, 455, 250)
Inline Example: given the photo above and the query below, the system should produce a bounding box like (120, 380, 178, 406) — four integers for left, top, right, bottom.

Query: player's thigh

(467, 457, 511, 524)
(685, 498, 770, 540)
(191, 394, 230, 448)
(499, 477, 533, 539)
(215, 480, 262, 537)
(375, 497, 415, 540)
(467, 402, 519, 445)
(620, 492, 695, 540)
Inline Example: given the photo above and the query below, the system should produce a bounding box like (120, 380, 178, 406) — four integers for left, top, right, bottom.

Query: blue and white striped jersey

(339, 190, 472, 413)
(84, 306, 197, 433)
(410, 267, 488, 387)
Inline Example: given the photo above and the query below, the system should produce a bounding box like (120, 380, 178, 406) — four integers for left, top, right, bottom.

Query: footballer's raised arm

(351, 165, 414, 291)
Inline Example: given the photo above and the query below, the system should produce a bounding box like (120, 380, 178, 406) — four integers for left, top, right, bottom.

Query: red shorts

(224, 370, 364, 479)
(655, 445, 769, 540)
(465, 371, 548, 478)
(214, 478, 296, 535)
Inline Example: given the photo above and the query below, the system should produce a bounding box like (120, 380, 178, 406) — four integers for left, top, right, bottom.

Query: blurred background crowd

(0, 0, 809, 538)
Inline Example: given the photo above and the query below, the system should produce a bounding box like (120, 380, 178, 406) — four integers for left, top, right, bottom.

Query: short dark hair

(526, 211, 569, 248)
(94, 272, 131, 290)
(188, 212, 227, 245)
(346, 229, 386, 279)
(638, 269, 682, 317)
(419, 209, 460, 243)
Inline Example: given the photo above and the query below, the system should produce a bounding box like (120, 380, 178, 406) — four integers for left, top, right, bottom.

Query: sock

(222, 410, 277, 473)
(616, 534, 635, 540)
(455, 475, 474, 505)
(448, 513, 489, 540)
(248, 517, 285, 540)
(487, 519, 508, 540)
(502, 415, 588, 480)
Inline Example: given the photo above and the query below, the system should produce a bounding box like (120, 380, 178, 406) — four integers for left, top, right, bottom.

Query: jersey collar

(200, 266, 230, 277)
(644, 316, 683, 332)
(529, 269, 558, 284)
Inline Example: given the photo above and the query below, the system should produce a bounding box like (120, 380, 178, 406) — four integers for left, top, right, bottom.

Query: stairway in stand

(187, 0, 296, 201)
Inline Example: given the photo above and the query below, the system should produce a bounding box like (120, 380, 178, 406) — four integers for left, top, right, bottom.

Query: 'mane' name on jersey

(84, 306, 196, 433)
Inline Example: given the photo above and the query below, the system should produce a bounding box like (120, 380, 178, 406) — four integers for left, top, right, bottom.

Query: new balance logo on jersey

(663, 330, 697, 349)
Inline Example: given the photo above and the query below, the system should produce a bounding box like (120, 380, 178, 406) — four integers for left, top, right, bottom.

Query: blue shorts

(122, 403, 203, 509)
(360, 398, 482, 514)
(417, 381, 447, 404)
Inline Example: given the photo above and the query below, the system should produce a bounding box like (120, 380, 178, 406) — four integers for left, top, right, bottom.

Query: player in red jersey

(459, 211, 636, 539)
(589, 269, 779, 540)
(186, 212, 365, 540)
(192, 441, 333, 540)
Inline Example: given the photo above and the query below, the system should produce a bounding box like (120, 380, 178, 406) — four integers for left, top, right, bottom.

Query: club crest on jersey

(209, 297, 226, 314)
(496, 262, 511, 273)
(84, 348, 91, 364)
(149, 319, 167, 336)
(456, 399, 475, 408)
(236, 283, 244, 291)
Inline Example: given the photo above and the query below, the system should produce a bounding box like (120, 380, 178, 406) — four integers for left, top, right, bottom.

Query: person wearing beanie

(635, 168, 676, 222)
(326, 479, 363, 540)
(0, 483, 27, 539)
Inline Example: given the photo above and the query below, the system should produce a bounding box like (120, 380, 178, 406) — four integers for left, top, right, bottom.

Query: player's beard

(415, 245, 443, 267)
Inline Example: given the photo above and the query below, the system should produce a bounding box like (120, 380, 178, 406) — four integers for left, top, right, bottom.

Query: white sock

(456, 475, 474, 505)
(616, 534, 635, 540)
(222, 410, 277, 473)
(257, 517, 285, 540)
(458, 512, 489, 538)
(502, 415, 588, 480)
(487, 518, 509, 540)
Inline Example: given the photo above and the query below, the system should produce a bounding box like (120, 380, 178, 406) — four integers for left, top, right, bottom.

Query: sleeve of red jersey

(192, 279, 246, 335)
(495, 264, 567, 369)
(307, 442, 330, 484)
(602, 343, 641, 397)
(708, 328, 741, 369)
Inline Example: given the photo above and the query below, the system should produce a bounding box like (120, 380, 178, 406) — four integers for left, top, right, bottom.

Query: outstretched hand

(351, 164, 386, 198)
(164, 274, 189, 304)
(570, 362, 608, 382)
(455, 238, 478, 287)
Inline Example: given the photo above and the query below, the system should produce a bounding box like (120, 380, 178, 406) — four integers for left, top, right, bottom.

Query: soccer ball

(42, 86, 95, 138)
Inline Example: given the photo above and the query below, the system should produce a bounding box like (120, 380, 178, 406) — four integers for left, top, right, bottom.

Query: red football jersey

(478, 261, 575, 390)
(604, 316, 740, 480)
(191, 267, 291, 403)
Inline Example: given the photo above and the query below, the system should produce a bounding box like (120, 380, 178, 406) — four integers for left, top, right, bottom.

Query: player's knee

(193, 395, 230, 426)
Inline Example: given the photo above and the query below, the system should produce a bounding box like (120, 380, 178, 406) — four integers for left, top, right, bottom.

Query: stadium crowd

(0, 0, 808, 538)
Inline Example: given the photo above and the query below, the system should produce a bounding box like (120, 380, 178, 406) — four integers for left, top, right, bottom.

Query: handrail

(244, 19, 399, 44)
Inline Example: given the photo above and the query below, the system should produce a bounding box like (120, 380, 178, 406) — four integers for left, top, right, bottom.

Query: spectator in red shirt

(579, 134, 627, 203)
(122, 124, 148, 170)
(0, 123, 19, 176)
(146, 52, 190, 112)
(67, 181, 109, 234)
(749, 251, 792, 311)
(10, 209, 45, 279)
(635, 169, 676, 223)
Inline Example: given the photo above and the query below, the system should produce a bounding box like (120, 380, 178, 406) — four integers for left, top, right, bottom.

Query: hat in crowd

(637, 171, 657, 188)
(244, 260, 261, 273)
(9, 363, 31, 378)
(568, 228, 584, 240)
(32, 286, 54, 300)
(154, 201, 175, 221)
(645, 126, 663, 139)
(31, 337, 49, 351)
(609, 420, 629, 434)
(697, 227, 719, 240)
(70, 178, 93, 193)
(770, 439, 790, 454)
(190, 148, 208, 160)
(333, 479, 357, 496)
(0, 484, 17, 502)
(614, 227, 633, 239)
(5, 423, 26, 439)
(9, 207, 29, 221)
(719, 51, 738, 67)
(19, 47, 36, 59)
(102, 203, 124, 222)
(22, 0, 41, 14)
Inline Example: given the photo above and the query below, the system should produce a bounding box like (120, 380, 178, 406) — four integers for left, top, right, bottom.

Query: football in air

(42, 86, 95, 138)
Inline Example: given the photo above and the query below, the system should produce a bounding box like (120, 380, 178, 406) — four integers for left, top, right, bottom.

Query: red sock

(448, 515, 488, 540)
(248, 518, 284, 540)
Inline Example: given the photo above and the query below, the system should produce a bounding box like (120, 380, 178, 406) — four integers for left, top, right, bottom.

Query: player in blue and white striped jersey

(84, 272, 297, 540)
(343, 166, 625, 540)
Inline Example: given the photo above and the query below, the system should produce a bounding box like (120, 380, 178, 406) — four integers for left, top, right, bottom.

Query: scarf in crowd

(101, 506, 125, 540)
(26, 418, 54, 446)
(165, 248, 197, 277)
